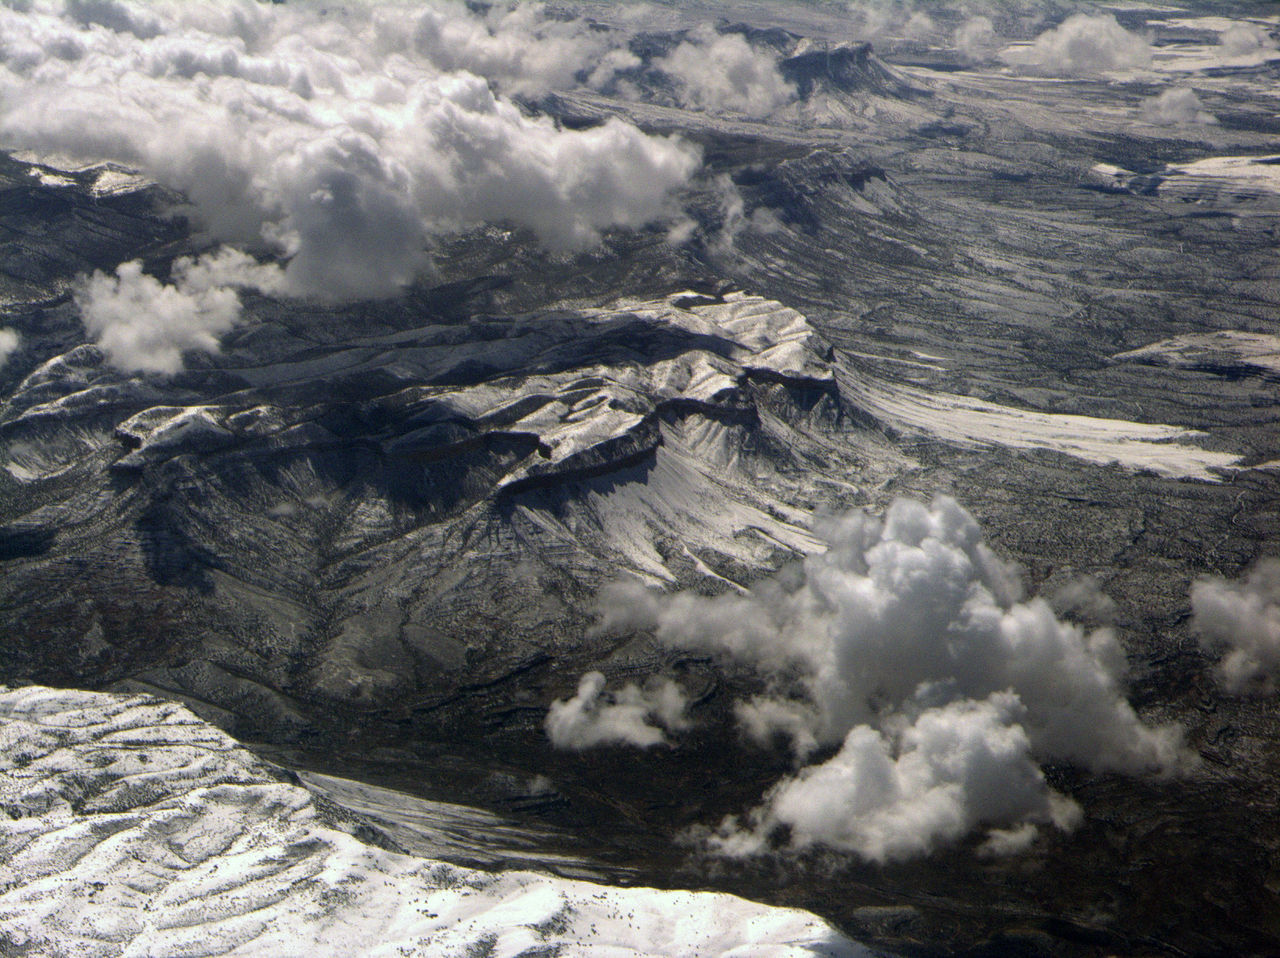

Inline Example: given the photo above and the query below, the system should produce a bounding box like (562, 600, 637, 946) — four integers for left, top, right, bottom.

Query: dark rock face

(0, 155, 184, 302)
(0, 169, 877, 734)
(780, 42, 923, 100)
(2, 4, 1280, 953)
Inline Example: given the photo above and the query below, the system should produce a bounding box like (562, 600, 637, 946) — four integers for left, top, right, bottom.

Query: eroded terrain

(1, 2, 1278, 954)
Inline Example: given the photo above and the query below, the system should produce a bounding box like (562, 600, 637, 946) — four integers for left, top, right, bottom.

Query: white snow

(30, 169, 75, 188)
(0, 685, 874, 958)
(89, 166, 153, 197)
(1164, 155, 1280, 196)
(836, 364, 1238, 481)
(367, 291, 835, 493)
(297, 770, 602, 876)
(1150, 16, 1280, 72)
(1115, 331, 1280, 377)
(114, 405, 235, 467)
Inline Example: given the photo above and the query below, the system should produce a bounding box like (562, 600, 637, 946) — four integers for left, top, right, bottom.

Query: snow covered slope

(837, 362, 1239, 482)
(1115, 331, 1280, 380)
(0, 685, 873, 958)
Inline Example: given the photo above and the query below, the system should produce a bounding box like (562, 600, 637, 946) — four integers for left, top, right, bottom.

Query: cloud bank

(389, 1, 620, 99)
(1193, 559, 1280, 694)
(1000, 14, 1152, 76)
(546, 671, 690, 750)
(0, 1, 700, 300)
(590, 496, 1188, 861)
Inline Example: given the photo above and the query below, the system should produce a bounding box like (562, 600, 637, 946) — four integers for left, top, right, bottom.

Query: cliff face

(780, 41, 923, 100)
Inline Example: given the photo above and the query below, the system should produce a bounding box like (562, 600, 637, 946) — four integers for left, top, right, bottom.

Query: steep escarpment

(0, 259, 894, 735)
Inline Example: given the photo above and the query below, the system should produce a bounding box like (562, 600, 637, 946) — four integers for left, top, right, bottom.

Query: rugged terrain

(1, 2, 1279, 955)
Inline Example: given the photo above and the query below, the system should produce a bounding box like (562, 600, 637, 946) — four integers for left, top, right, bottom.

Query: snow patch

(0, 685, 871, 958)
(1115, 331, 1280, 378)
(836, 364, 1237, 481)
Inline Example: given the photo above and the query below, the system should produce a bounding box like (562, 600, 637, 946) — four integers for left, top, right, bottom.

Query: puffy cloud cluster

(1141, 88, 1216, 126)
(843, 2, 938, 45)
(1050, 575, 1118, 624)
(0, 328, 18, 367)
(383, 1, 622, 98)
(1193, 559, 1280, 694)
(74, 248, 282, 373)
(0, 1, 700, 300)
(695, 174, 783, 256)
(656, 26, 795, 118)
(1000, 14, 1153, 76)
(955, 17, 1000, 64)
(1219, 23, 1278, 59)
(546, 672, 690, 750)
(592, 496, 1188, 861)
(708, 693, 1081, 863)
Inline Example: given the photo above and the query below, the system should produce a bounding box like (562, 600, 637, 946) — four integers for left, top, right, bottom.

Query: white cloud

(1193, 559, 1280, 694)
(955, 17, 999, 64)
(1051, 574, 1118, 623)
(1000, 14, 1152, 76)
(546, 671, 690, 751)
(838, 2, 935, 44)
(1141, 88, 1216, 126)
(594, 496, 1189, 861)
(657, 26, 795, 118)
(845, 3, 897, 44)
(389, 1, 619, 99)
(0, 1, 700, 300)
(904, 13, 937, 43)
(978, 821, 1041, 858)
(1220, 23, 1277, 59)
(0, 328, 18, 367)
(702, 174, 781, 256)
(64, 0, 159, 39)
(601, 497, 1184, 775)
(707, 693, 1080, 863)
(73, 248, 281, 374)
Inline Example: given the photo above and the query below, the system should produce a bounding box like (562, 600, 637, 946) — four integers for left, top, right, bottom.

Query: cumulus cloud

(603, 497, 1183, 774)
(73, 248, 282, 373)
(955, 17, 1000, 64)
(700, 174, 783, 256)
(0, 328, 18, 367)
(903, 12, 938, 42)
(845, 3, 900, 44)
(657, 26, 795, 118)
(0, 1, 700, 300)
(1051, 574, 1118, 623)
(1193, 559, 1280, 694)
(594, 496, 1189, 861)
(546, 672, 690, 751)
(1000, 14, 1152, 76)
(1141, 87, 1216, 126)
(842, 2, 939, 45)
(1220, 23, 1278, 59)
(64, 0, 159, 39)
(707, 693, 1081, 863)
(388, 1, 620, 98)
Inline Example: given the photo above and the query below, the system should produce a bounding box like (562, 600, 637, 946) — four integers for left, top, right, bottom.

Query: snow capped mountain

(1, 0, 1278, 954)
(0, 684, 871, 958)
